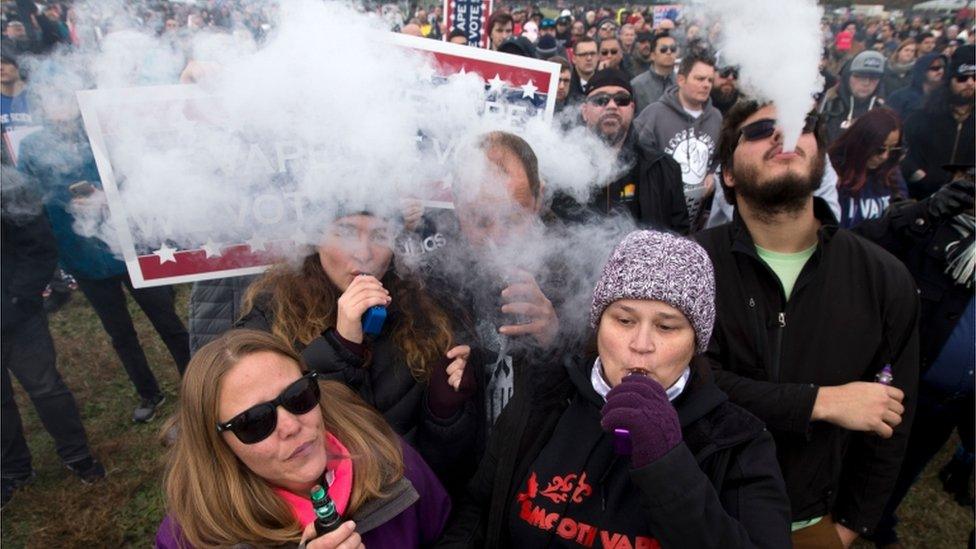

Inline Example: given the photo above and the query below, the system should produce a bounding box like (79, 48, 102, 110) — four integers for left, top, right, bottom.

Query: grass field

(0, 285, 972, 547)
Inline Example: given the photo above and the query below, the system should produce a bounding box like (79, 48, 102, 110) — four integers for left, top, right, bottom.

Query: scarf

(946, 213, 975, 288)
(273, 432, 353, 527)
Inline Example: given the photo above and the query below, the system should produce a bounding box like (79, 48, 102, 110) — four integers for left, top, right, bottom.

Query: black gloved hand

(927, 178, 975, 220)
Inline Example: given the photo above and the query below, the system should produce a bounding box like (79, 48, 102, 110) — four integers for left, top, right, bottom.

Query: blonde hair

(162, 329, 404, 548)
(242, 251, 453, 382)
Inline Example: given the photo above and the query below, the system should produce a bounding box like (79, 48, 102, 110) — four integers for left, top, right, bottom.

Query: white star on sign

(201, 239, 223, 258)
(488, 73, 505, 92)
(152, 243, 178, 264)
(520, 81, 539, 99)
(246, 234, 268, 252)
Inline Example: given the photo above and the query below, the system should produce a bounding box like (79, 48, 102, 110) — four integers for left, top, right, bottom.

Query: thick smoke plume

(705, 0, 823, 151)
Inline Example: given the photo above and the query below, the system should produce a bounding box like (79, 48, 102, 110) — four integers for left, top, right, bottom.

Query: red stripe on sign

(137, 244, 279, 280)
(430, 51, 551, 90)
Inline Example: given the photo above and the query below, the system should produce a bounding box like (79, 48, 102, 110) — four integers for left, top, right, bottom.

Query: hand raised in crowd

(427, 345, 476, 419)
(400, 199, 425, 232)
(300, 521, 364, 549)
(498, 269, 559, 348)
(811, 381, 905, 438)
(335, 275, 391, 344)
(600, 375, 683, 468)
(927, 178, 975, 221)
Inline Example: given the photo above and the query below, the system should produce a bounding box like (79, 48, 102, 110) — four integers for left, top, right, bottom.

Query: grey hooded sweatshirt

(633, 85, 722, 223)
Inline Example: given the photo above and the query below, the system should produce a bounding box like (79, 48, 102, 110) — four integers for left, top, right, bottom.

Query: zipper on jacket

(951, 121, 964, 164)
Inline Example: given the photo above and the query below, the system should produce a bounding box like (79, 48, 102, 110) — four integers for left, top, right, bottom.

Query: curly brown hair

(241, 252, 454, 382)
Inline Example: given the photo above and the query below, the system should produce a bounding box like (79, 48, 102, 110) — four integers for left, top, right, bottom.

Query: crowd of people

(1, 1, 975, 548)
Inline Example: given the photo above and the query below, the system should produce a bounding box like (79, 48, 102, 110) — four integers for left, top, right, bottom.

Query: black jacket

(1, 179, 58, 332)
(694, 198, 920, 536)
(902, 89, 976, 199)
(237, 285, 480, 494)
(549, 131, 690, 235)
(188, 275, 257, 355)
(818, 60, 886, 144)
(437, 355, 792, 548)
(854, 198, 973, 371)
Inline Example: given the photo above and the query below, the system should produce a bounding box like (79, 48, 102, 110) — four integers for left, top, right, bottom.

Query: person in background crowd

(535, 34, 558, 58)
(711, 63, 741, 115)
(856, 165, 975, 549)
(656, 18, 676, 35)
(917, 31, 937, 56)
(596, 17, 617, 41)
(883, 40, 918, 95)
(156, 329, 451, 548)
(520, 21, 538, 45)
(633, 51, 722, 227)
(618, 23, 636, 56)
(548, 55, 572, 112)
(1, 160, 105, 510)
(819, 50, 887, 144)
(828, 108, 909, 229)
(447, 29, 467, 45)
(697, 100, 919, 548)
(903, 45, 975, 199)
(835, 21, 857, 55)
(878, 24, 900, 55)
(597, 36, 623, 71)
(438, 230, 792, 548)
(17, 84, 190, 424)
(2, 21, 35, 55)
(887, 52, 948, 120)
(487, 12, 513, 51)
(570, 19, 585, 46)
(538, 18, 555, 39)
(555, 14, 572, 44)
(237, 209, 479, 495)
(630, 31, 677, 113)
(621, 30, 653, 79)
(551, 69, 688, 233)
(568, 36, 598, 102)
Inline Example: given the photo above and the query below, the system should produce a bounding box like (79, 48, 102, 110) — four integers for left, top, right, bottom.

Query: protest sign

(444, 0, 492, 47)
(652, 5, 684, 27)
(77, 35, 559, 288)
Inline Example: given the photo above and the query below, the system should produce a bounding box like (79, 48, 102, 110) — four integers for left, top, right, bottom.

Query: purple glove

(600, 375, 682, 468)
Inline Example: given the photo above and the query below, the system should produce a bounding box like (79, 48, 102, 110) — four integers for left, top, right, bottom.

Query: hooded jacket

(630, 67, 676, 114)
(881, 57, 915, 96)
(237, 280, 481, 495)
(901, 87, 976, 199)
(549, 129, 690, 234)
(437, 355, 793, 548)
(632, 85, 722, 223)
(694, 198, 920, 536)
(887, 53, 946, 120)
(818, 61, 886, 144)
(1, 180, 58, 331)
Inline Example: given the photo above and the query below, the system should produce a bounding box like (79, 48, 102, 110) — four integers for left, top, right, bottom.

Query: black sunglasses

(928, 64, 945, 72)
(719, 67, 739, 79)
(600, 48, 619, 55)
(739, 115, 818, 142)
(875, 145, 904, 157)
(216, 371, 321, 444)
(657, 45, 677, 53)
(587, 92, 633, 107)
(954, 74, 976, 83)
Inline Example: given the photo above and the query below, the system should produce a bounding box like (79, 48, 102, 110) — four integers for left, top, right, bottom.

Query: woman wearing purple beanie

(438, 230, 792, 548)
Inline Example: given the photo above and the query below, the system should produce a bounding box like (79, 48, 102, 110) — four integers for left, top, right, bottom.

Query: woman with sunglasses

(828, 108, 908, 229)
(238, 210, 479, 495)
(156, 329, 450, 548)
(440, 231, 791, 548)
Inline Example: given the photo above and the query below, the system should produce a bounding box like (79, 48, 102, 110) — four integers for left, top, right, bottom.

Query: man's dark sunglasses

(587, 92, 633, 107)
(739, 115, 818, 142)
(216, 371, 321, 444)
(954, 74, 975, 83)
(601, 48, 620, 55)
(719, 67, 739, 79)
(657, 45, 678, 53)
(928, 64, 945, 72)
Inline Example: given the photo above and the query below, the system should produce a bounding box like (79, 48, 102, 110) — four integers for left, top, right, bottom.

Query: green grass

(1, 285, 972, 547)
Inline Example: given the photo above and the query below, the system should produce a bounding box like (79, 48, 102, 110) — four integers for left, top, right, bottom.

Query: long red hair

(829, 107, 904, 196)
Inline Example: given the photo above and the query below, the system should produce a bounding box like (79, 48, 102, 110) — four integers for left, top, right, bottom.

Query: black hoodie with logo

(437, 355, 792, 548)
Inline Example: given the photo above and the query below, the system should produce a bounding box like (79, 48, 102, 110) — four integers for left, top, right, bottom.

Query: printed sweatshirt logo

(664, 128, 715, 187)
(516, 470, 660, 549)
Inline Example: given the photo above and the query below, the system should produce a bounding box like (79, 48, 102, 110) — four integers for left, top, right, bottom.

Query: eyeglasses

(954, 74, 976, 83)
(657, 45, 678, 53)
(576, 50, 598, 57)
(928, 65, 946, 72)
(216, 372, 321, 444)
(739, 115, 818, 142)
(719, 67, 739, 79)
(600, 48, 619, 55)
(874, 145, 904, 157)
(587, 92, 633, 107)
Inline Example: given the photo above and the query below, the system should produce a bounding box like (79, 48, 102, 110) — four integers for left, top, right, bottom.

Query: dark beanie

(536, 35, 558, 58)
(585, 68, 633, 97)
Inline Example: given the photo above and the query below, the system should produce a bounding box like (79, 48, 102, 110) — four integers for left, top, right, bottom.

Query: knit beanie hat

(585, 68, 634, 97)
(590, 230, 716, 354)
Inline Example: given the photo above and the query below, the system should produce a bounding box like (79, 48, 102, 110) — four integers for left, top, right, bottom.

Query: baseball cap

(850, 50, 885, 77)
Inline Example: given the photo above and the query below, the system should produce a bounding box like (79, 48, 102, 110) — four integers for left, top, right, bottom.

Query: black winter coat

(854, 198, 973, 371)
(902, 90, 976, 199)
(188, 275, 257, 355)
(549, 131, 690, 234)
(437, 356, 793, 549)
(694, 198, 920, 536)
(1, 182, 58, 332)
(237, 288, 481, 494)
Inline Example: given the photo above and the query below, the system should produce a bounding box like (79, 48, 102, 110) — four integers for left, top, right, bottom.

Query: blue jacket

(17, 126, 126, 280)
(886, 53, 947, 121)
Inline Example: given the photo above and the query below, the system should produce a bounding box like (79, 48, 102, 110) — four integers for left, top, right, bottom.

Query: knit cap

(590, 230, 716, 354)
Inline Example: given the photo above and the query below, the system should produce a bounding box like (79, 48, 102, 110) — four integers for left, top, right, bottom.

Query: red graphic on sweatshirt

(515, 470, 660, 549)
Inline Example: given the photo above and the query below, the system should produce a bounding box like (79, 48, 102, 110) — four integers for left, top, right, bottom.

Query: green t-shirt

(755, 244, 817, 298)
